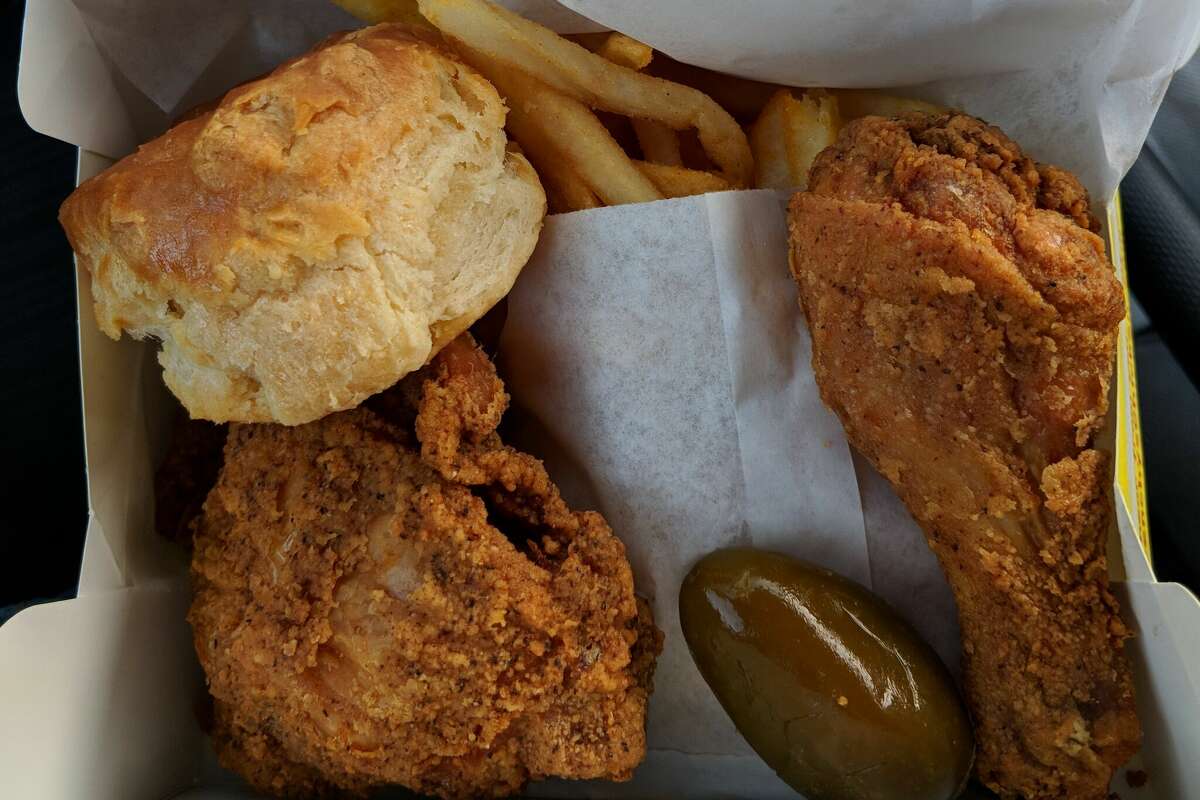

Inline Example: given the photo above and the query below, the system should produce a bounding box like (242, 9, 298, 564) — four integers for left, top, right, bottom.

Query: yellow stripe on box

(1108, 191, 1151, 558)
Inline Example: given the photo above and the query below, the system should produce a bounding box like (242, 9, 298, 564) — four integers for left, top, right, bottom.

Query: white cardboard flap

(18, 0, 135, 158)
(0, 585, 204, 800)
(71, 150, 188, 593)
(17, 0, 601, 159)
(77, 515, 124, 596)
(1120, 580, 1200, 797)
(1117, 491, 1156, 584)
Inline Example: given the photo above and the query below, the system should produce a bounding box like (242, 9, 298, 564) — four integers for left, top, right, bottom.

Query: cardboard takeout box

(4, 0, 1200, 798)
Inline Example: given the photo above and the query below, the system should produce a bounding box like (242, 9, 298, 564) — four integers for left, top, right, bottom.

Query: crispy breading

(789, 113, 1139, 800)
(189, 335, 659, 799)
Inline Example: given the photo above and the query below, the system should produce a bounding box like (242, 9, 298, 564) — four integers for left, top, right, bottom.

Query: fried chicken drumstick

(189, 334, 660, 799)
(788, 113, 1139, 799)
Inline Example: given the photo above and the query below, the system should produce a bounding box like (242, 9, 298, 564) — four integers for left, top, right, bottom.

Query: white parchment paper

(61, 0, 1200, 796)
(499, 192, 960, 796)
(499, 192, 861, 786)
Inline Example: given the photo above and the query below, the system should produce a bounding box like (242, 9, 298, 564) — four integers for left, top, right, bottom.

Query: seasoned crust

(189, 337, 658, 799)
(790, 113, 1137, 799)
(60, 24, 545, 425)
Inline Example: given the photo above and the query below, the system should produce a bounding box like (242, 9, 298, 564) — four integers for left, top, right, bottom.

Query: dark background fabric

(1120, 63, 1200, 588)
(1, 0, 87, 609)
(0, 0, 1195, 611)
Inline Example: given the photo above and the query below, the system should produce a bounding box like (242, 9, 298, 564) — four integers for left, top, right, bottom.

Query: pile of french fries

(336, 0, 941, 212)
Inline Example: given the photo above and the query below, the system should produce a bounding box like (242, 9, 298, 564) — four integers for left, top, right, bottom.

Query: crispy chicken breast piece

(189, 335, 659, 799)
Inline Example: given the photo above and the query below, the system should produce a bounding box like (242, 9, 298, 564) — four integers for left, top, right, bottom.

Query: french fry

(570, 32, 653, 71)
(677, 129, 714, 172)
(831, 89, 943, 120)
(471, 54, 662, 206)
(579, 31, 682, 168)
(581, 34, 683, 169)
(332, 0, 427, 25)
(536, 157, 603, 213)
(750, 89, 841, 190)
(647, 55, 783, 121)
(632, 119, 683, 166)
(595, 110, 641, 156)
(634, 161, 730, 198)
(502, 117, 599, 212)
(596, 32, 653, 71)
(417, 0, 752, 187)
(749, 93, 792, 189)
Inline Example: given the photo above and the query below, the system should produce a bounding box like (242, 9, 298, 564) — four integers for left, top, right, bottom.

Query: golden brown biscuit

(60, 24, 545, 424)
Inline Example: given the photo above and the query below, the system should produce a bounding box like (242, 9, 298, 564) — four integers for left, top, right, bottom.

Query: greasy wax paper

(60, 0, 1200, 796)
